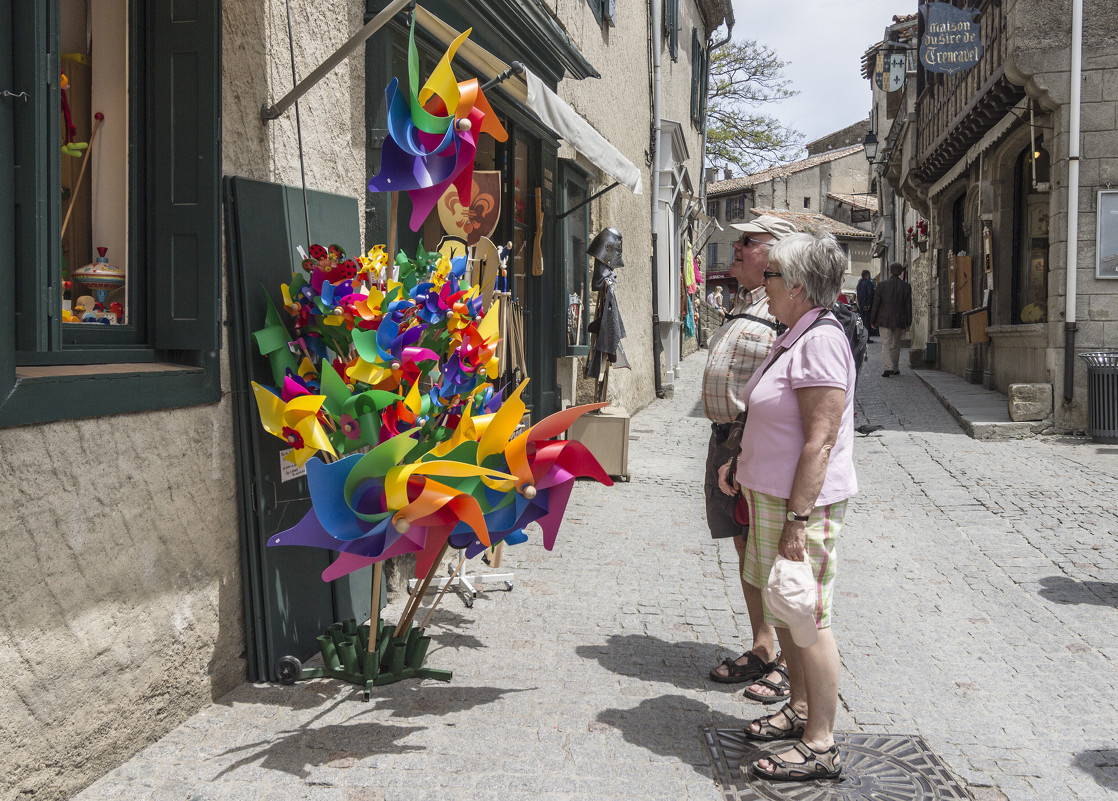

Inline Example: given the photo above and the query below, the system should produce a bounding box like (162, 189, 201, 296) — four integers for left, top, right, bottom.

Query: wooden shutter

(148, 0, 220, 352)
(587, 0, 603, 25)
(666, 0, 680, 62)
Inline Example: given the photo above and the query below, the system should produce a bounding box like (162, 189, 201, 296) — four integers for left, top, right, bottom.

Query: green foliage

(706, 40, 805, 177)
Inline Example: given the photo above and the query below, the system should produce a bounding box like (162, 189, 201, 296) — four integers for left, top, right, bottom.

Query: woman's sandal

(742, 662, 791, 703)
(742, 703, 806, 742)
(709, 651, 771, 684)
(752, 740, 842, 781)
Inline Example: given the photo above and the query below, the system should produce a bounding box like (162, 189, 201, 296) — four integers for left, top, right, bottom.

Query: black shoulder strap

(808, 316, 843, 333)
(723, 311, 786, 334)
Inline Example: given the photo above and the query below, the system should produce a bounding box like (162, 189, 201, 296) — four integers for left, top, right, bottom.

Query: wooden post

(419, 552, 466, 629)
(368, 561, 383, 653)
(387, 192, 399, 265)
(394, 540, 450, 637)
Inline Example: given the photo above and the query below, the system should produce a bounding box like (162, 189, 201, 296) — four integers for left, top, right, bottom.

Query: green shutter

(587, 0, 603, 25)
(148, 0, 220, 352)
(666, 0, 679, 62)
(9, 0, 58, 353)
(0, 0, 15, 385)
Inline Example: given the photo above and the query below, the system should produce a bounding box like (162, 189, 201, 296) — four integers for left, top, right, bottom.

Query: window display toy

(61, 111, 104, 239)
(59, 73, 88, 158)
(73, 246, 125, 309)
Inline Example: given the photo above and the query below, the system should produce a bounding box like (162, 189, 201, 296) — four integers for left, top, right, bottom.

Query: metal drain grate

(702, 729, 972, 801)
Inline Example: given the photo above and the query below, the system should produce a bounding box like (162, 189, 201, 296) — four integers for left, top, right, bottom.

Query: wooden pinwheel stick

(61, 111, 104, 240)
(394, 539, 450, 637)
(368, 560, 383, 654)
(419, 551, 466, 629)
(387, 192, 399, 265)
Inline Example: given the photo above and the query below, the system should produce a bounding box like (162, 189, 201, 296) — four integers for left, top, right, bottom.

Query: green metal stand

(275, 617, 452, 700)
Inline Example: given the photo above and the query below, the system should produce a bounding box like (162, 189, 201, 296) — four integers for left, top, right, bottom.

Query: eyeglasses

(733, 236, 775, 250)
(762, 270, 783, 281)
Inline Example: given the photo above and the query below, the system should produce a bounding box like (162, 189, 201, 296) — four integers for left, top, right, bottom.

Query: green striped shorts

(740, 489, 847, 631)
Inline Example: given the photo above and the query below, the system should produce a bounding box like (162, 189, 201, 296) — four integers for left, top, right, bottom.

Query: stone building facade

(704, 137, 873, 294)
(0, 1, 731, 798)
(865, 0, 1118, 430)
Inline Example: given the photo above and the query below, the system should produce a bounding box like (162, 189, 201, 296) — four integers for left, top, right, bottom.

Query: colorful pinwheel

(367, 18, 508, 231)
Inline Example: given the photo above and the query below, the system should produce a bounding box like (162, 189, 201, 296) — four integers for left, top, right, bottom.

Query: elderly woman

(717, 231, 857, 782)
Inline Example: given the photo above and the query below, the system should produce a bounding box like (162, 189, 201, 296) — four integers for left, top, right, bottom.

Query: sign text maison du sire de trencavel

(920, 2, 982, 75)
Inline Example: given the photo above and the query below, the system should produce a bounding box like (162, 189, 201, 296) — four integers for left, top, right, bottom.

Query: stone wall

(1005, 0, 1118, 430)
(0, 3, 366, 800)
(550, 0, 711, 411)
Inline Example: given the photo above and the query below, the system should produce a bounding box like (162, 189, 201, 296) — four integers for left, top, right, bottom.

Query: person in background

(869, 262, 912, 377)
(702, 215, 799, 703)
(707, 285, 725, 316)
(856, 269, 876, 341)
(718, 231, 857, 782)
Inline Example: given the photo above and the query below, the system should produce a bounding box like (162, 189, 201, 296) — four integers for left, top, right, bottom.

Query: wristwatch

(785, 509, 810, 522)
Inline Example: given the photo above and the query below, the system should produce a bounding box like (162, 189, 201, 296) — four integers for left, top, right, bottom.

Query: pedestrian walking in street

(856, 269, 876, 341)
(701, 215, 798, 702)
(869, 262, 912, 377)
(717, 231, 857, 782)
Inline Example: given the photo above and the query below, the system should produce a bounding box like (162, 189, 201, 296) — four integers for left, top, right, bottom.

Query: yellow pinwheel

(251, 382, 337, 467)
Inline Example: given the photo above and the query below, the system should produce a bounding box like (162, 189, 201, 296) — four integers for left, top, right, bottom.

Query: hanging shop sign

(874, 52, 907, 92)
(920, 2, 982, 75)
(437, 171, 501, 246)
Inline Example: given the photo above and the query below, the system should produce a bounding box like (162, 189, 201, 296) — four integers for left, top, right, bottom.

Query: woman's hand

(778, 522, 807, 561)
(716, 461, 739, 496)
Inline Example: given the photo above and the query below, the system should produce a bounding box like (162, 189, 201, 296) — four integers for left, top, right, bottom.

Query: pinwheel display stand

(276, 617, 450, 698)
(407, 549, 513, 609)
(246, 9, 615, 699)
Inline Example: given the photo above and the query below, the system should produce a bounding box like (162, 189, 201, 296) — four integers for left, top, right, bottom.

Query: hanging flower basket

(906, 219, 929, 252)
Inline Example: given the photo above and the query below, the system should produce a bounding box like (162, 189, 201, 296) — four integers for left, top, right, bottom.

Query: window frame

(558, 160, 591, 357)
(0, 0, 222, 427)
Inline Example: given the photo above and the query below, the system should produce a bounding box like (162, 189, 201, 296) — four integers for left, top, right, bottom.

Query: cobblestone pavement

(74, 345, 1118, 801)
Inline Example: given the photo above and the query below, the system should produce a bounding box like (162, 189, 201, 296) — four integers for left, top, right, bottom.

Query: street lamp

(862, 130, 879, 163)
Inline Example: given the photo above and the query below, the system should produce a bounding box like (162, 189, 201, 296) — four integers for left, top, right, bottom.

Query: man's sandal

(709, 651, 771, 684)
(752, 740, 842, 781)
(742, 663, 791, 703)
(742, 703, 806, 742)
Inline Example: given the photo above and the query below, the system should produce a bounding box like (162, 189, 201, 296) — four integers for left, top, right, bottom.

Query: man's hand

(716, 461, 739, 496)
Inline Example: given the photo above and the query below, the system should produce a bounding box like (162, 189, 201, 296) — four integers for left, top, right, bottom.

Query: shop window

(1013, 144, 1050, 323)
(1, 0, 221, 426)
(559, 162, 590, 354)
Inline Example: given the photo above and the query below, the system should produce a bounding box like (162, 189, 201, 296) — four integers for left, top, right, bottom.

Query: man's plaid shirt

(702, 285, 778, 423)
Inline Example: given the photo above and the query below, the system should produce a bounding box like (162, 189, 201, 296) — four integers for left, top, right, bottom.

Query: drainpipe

(1063, 0, 1083, 403)
(650, 0, 665, 398)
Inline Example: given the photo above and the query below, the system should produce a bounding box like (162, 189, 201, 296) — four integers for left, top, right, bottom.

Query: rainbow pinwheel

(367, 17, 508, 231)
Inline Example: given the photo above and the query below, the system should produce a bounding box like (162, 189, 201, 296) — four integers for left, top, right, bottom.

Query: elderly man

(869, 262, 912, 377)
(703, 215, 798, 702)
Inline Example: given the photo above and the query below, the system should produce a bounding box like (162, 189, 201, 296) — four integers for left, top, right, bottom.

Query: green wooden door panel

(226, 176, 369, 681)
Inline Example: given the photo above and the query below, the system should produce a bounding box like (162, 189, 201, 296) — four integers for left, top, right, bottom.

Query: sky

(729, 0, 915, 150)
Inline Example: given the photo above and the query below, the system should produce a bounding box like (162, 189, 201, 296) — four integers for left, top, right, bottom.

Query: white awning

(413, 7, 642, 196)
(524, 68, 643, 195)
